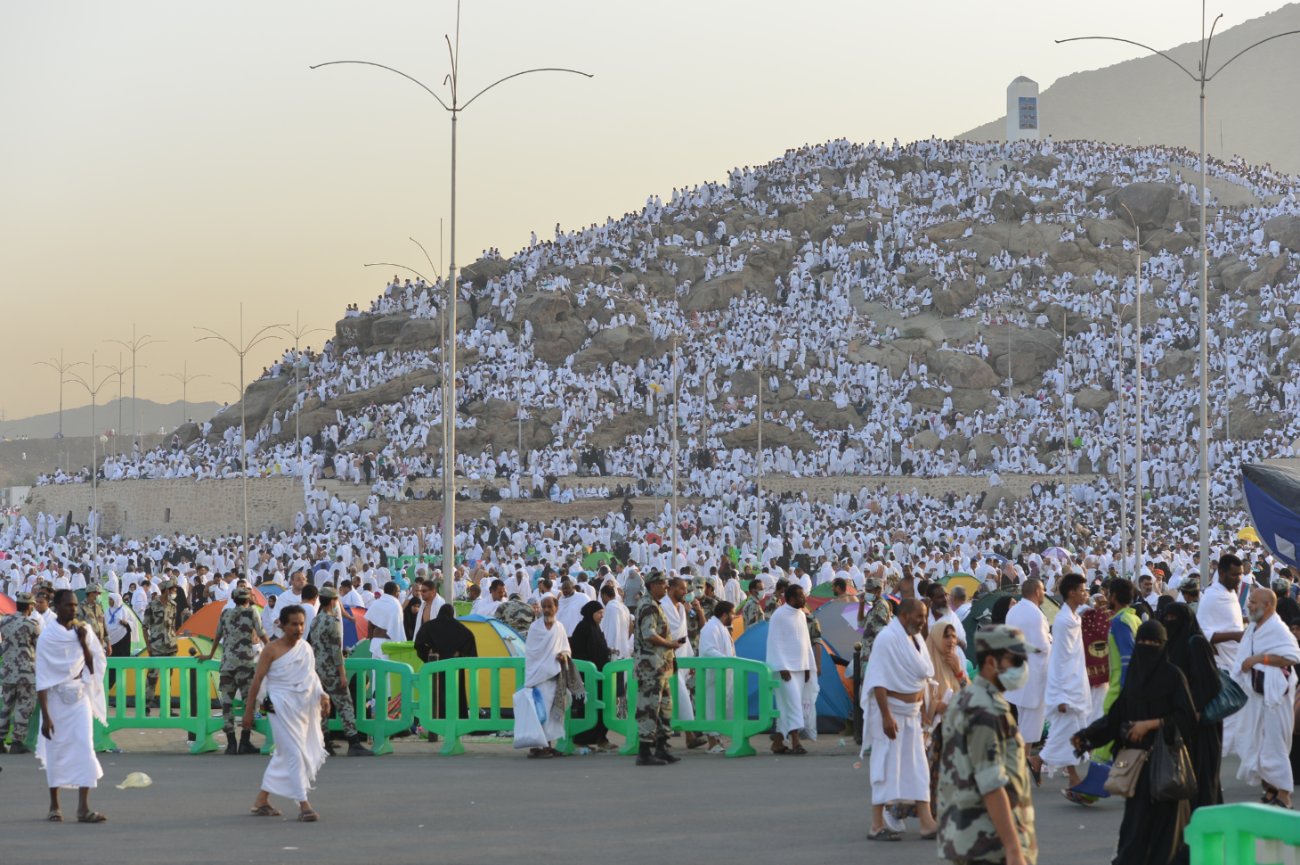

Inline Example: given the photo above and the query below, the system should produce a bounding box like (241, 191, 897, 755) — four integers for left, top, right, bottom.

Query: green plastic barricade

(1187, 802, 1300, 865)
(98, 656, 215, 751)
(413, 657, 601, 755)
(602, 656, 780, 757)
(330, 657, 413, 755)
(191, 658, 274, 755)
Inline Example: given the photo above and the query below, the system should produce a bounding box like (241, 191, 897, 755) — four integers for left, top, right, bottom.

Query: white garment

(1235, 613, 1300, 792)
(867, 697, 929, 804)
(366, 594, 406, 642)
(1040, 604, 1091, 772)
(556, 592, 587, 636)
(698, 617, 736, 734)
(523, 618, 572, 743)
(258, 639, 327, 802)
(35, 621, 106, 789)
(1004, 598, 1050, 744)
(601, 598, 632, 658)
(1199, 581, 1245, 753)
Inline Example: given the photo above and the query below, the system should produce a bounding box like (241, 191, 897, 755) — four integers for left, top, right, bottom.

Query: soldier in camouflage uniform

(199, 586, 267, 754)
(78, 583, 109, 654)
(859, 578, 893, 659)
(308, 587, 372, 757)
(739, 580, 766, 629)
(494, 594, 536, 637)
(936, 625, 1037, 865)
(633, 570, 680, 766)
(0, 593, 40, 754)
(142, 581, 178, 710)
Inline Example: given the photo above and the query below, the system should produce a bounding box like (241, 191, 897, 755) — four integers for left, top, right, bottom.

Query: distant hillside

(960, 3, 1300, 175)
(0, 398, 220, 441)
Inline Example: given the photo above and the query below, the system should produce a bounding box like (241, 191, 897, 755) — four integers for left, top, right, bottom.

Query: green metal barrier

(190, 659, 274, 755)
(331, 657, 414, 755)
(413, 657, 601, 756)
(1187, 803, 1300, 865)
(602, 656, 780, 757)
(98, 656, 216, 751)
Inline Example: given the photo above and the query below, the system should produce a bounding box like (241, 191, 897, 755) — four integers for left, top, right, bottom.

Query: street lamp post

(110, 324, 162, 454)
(313, 8, 591, 602)
(670, 335, 680, 573)
(196, 303, 286, 581)
(34, 350, 84, 439)
(1118, 202, 1148, 575)
(64, 355, 115, 572)
(1059, 2, 1300, 584)
(279, 311, 329, 450)
(101, 354, 133, 456)
(1115, 310, 1130, 570)
(1062, 309, 1073, 549)
(163, 361, 209, 430)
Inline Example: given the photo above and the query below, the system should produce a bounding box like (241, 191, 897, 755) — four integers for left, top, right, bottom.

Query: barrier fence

(1187, 803, 1300, 865)
(3, 653, 781, 758)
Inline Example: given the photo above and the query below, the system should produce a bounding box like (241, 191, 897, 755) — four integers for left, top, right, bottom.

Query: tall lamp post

(1117, 202, 1151, 575)
(110, 324, 162, 453)
(312, 7, 592, 601)
(670, 335, 680, 572)
(1059, 2, 1300, 584)
(64, 356, 115, 571)
(163, 361, 209, 430)
(34, 351, 84, 439)
(196, 304, 286, 580)
(101, 354, 134, 456)
(279, 311, 329, 449)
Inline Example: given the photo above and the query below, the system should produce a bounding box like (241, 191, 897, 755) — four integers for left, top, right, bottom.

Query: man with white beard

(1198, 554, 1245, 753)
(862, 598, 937, 841)
(1235, 587, 1300, 808)
(1036, 574, 1091, 790)
(698, 601, 737, 754)
(1004, 579, 1050, 753)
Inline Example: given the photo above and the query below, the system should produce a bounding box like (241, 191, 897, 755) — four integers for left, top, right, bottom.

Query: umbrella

(1243, 463, 1300, 569)
(941, 573, 982, 596)
(0, 594, 15, 615)
(982, 552, 1009, 563)
(1237, 525, 1261, 543)
(259, 584, 286, 599)
(581, 550, 617, 571)
(1042, 546, 1072, 561)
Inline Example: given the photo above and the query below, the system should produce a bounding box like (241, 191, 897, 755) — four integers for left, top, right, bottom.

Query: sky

(0, 0, 1289, 429)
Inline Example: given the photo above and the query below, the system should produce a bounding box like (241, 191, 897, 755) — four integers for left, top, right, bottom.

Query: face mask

(864, 593, 877, 603)
(998, 662, 1029, 692)
(1186, 602, 1198, 615)
(683, 592, 696, 604)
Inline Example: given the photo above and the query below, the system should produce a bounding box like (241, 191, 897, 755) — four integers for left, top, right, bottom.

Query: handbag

(1201, 669, 1247, 724)
(1103, 747, 1149, 798)
(1149, 728, 1198, 802)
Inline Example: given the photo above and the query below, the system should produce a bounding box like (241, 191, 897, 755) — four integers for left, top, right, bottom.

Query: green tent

(961, 588, 1060, 664)
(581, 551, 617, 571)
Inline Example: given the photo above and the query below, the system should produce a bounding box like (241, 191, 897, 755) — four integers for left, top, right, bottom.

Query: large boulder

(721, 422, 817, 453)
(931, 351, 1000, 389)
(1075, 388, 1114, 413)
(516, 292, 588, 365)
(1265, 215, 1300, 254)
(334, 316, 374, 352)
(933, 280, 978, 315)
(911, 430, 941, 452)
(1110, 183, 1177, 231)
(209, 377, 294, 438)
(682, 271, 747, 313)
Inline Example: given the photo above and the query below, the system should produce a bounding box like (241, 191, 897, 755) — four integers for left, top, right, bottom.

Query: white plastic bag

(512, 687, 549, 750)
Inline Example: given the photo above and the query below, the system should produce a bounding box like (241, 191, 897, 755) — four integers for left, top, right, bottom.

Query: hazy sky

(1, 0, 1288, 428)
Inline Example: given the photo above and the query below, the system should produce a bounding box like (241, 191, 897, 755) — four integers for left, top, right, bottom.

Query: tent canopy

(1243, 462, 1300, 569)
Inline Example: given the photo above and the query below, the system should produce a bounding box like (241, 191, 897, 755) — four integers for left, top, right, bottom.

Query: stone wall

(24, 477, 304, 539)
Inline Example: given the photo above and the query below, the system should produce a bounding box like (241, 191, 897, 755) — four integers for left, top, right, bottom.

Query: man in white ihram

(518, 595, 574, 758)
(698, 600, 737, 754)
(1036, 573, 1091, 789)
(767, 585, 819, 755)
(861, 598, 936, 841)
(1235, 587, 1300, 808)
(35, 589, 107, 823)
(366, 581, 407, 661)
(1004, 579, 1050, 752)
(1199, 555, 1245, 753)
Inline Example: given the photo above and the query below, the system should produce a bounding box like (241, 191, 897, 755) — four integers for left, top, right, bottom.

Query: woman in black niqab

(569, 601, 612, 749)
(415, 606, 477, 719)
(1161, 602, 1222, 809)
(1074, 621, 1198, 865)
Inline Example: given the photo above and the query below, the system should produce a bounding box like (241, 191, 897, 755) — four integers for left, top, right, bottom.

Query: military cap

(16, 592, 35, 605)
(974, 625, 1029, 658)
(643, 569, 667, 587)
(231, 586, 252, 601)
(864, 576, 883, 591)
(159, 580, 175, 591)
(318, 586, 339, 601)
(85, 582, 102, 594)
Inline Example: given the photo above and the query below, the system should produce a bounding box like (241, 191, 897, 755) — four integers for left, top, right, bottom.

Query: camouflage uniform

(213, 605, 266, 734)
(0, 612, 39, 745)
(739, 595, 765, 629)
(494, 598, 535, 637)
(78, 593, 109, 653)
(860, 599, 893, 659)
(308, 610, 357, 739)
(937, 653, 1037, 863)
(633, 594, 674, 745)
(143, 593, 178, 703)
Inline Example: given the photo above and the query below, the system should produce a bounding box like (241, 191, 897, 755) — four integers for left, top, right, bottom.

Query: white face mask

(998, 662, 1029, 692)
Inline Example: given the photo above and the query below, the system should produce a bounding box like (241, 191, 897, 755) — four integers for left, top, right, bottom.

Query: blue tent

(1243, 463, 1300, 569)
(734, 620, 854, 731)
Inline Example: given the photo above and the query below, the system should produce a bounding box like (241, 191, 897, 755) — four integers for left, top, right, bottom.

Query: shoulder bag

(1149, 727, 1198, 802)
(1201, 668, 1247, 724)
(1103, 747, 1149, 798)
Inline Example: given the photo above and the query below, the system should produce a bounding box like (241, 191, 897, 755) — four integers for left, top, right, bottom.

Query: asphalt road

(0, 736, 1263, 865)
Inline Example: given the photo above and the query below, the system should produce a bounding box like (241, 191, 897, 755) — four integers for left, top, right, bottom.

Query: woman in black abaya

(415, 606, 477, 719)
(1072, 621, 1198, 865)
(569, 601, 613, 749)
(1160, 602, 1223, 808)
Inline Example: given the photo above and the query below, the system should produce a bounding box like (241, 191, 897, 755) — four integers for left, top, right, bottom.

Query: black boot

(225, 732, 238, 755)
(654, 736, 680, 764)
(347, 734, 374, 757)
(636, 742, 666, 766)
(238, 730, 259, 754)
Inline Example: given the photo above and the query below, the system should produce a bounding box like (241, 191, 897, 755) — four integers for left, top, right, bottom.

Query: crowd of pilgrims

(31, 139, 1300, 528)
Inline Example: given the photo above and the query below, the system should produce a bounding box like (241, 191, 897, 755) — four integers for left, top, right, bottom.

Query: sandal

(867, 828, 902, 842)
(297, 808, 319, 822)
(770, 740, 789, 754)
(789, 745, 808, 755)
(1028, 758, 1043, 787)
(77, 811, 108, 823)
(48, 809, 63, 822)
(546, 747, 567, 758)
(250, 804, 282, 817)
(527, 748, 552, 759)
(1061, 789, 1096, 807)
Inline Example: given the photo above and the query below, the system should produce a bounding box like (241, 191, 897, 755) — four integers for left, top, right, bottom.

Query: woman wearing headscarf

(568, 600, 612, 750)
(1072, 621, 1198, 865)
(414, 606, 477, 720)
(924, 622, 968, 815)
(104, 593, 136, 694)
(1160, 602, 1222, 808)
